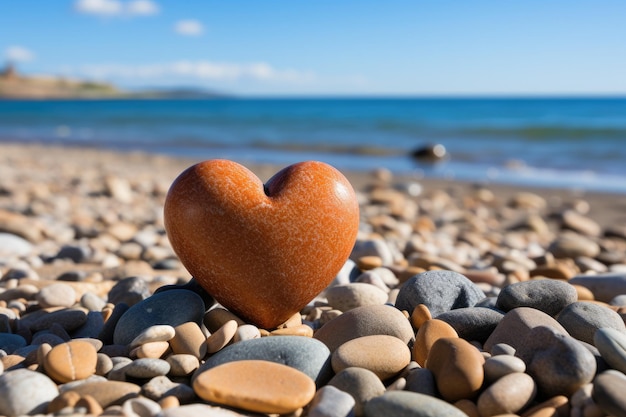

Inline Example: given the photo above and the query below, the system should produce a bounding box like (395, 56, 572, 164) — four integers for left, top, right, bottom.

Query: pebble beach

(1, 142, 626, 417)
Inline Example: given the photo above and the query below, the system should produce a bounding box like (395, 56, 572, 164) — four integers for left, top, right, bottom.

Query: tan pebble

(69, 380, 141, 408)
(478, 372, 536, 416)
(2, 354, 25, 370)
(520, 395, 569, 417)
(332, 334, 411, 380)
(37, 283, 77, 308)
(530, 265, 573, 280)
(572, 284, 595, 301)
(276, 312, 303, 329)
(44, 340, 98, 383)
(398, 266, 427, 283)
(166, 353, 199, 376)
(193, 360, 316, 414)
(37, 343, 52, 367)
(319, 309, 342, 326)
(96, 353, 113, 376)
(454, 399, 480, 417)
(270, 324, 314, 337)
(233, 324, 261, 342)
(413, 319, 458, 366)
(206, 320, 238, 353)
(131, 341, 171, 359)
(48, 390, 81, 413)
(426, 337, 485, 402)
(159, 395, 180, 409)
(170, 322, 208, 359)
(101, 307, 113, 323)
(259, 328, 271, 337)
(402, 309, 410, 319)
(203, 307, 245, 333)
(76, 394, 103, 416)
(130, 324, 176, 348)
(410, 303, 432, 330)
(357, 255, 383, 270)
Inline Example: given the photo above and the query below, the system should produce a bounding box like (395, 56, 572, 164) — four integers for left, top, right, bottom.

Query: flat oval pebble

(395, 270, 486, 317)
(0, 369, 59, 417)
(426, 337, 485, 402)
(130, 325, 176, 348)
(193, 359, 315, 414)
(327, 367, 386, 416)
(170, 322, 207, 359)
(413, 318, 458, 366)
(521, 395, 569, 417)
(198, 335, 332, 386)
(364, 391, 468, 417)
(332, 334, 410, 380)
(166, 354, 199, 377)
(477, 372, 536, 416)
(436, 307, 503, 344)
(113, 289, 205, 345)
(594, 327, 626, 374)
(159, 403, 257, 417)
(496, 279, 577, 316)
(325, 282, 388, 312)
(37, 283, 77, 308)
(132, 341, 170, 359)
(556, 301, 626, 345)
(484, 354, 526, 382)
(43, 340, 98, 383)
(307, 385, 355, 417)
(313, 304, 414, 351)
(29, 308, 88, 333)
(569, 273, 626, 303)
(61, 380, 141, 408)
(206, 319, 238, 354)
(592, 369, 626, 417)
(124, 358, 171, 379)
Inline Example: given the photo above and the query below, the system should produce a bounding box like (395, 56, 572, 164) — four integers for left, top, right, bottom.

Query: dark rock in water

(411, 144, 447, 162)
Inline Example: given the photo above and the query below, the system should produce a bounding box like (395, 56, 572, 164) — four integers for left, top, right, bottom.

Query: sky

(1, 0, 626, 96)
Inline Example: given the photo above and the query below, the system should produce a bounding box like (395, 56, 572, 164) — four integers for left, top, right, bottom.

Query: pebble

(426, 337, 485, 402)
(307, 385, 356, 417)
(159, 403, 255, 416)
(516, 325, 596, 397)
(142, 375, 195, 403)
(477, 372, 536, 416)
(170, 321, 207, 359)
(36, 282, 77, 308)
(405, 367, 437, 396)
(130, 324, 176, 348)
(0, 333, 27, 354)
(166, 354, 199, 377)
(496, 279, 577, 316)
(0, 369, 59, 417)
(233, 324, 261, 343)
(206, 319, 238, 353)
(193, 360, 316, 414)
(0, 232, 33, 258)
(325, 283, 388, 311)
(569, 273, 626, 303)
(591, 369, 626, 417)
(556, 301, 626, 345)
(29, 308, 88, 333)
(131, 340, 170, 359)
(123, 358, 171, 379)
(549, 233, 600, 258)
(313, 304, 414, 352)
(412, 318, 458, 366)
(327, 367, 386, 416)
(410, 303, 432, 329)
(199, 335, 332, 386)
(107, 276, 151, 306)
(435, 307, 503, 344)
(113, 289, 205, 345)
(593, 327, 626, 374)
(395, 270, 486, 317)
(43, 340, 98, 383)
(332, 334, 411, 380)
(364, 391, 468, 417)
(483, 354, 526, 382)
(122, 396, 162, 417)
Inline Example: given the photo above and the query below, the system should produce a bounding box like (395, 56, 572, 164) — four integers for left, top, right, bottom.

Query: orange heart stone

(164, 160, 359, 329)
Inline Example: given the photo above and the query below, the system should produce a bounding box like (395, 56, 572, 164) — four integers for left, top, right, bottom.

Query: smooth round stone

(0, 369, 59, 417)
(206, 319, 237, 354)
(307, 385, 355, 417)
(496, 279, 577, 316)
(0, 232, 33, 258)
(395, 270, 486, 317)
(124, 358, 171, 379)
(170, 322, 207, 359)
(332, 335, 410, 380)
(557, 301, 626, 345)
(159, 403, 256, 417)
(364, 391, 468, 417)
(193, 360, 315, 414)
(198, 336, 332, 386)
(233, 324, 261, 343)
(435, 307, 503, 344)
(405, 368, 437, 397)
(313, 304, 414, 352)
(60, 380, 141, 408)
(410, 304, 432, 329)
(483, 355, 526, 382)
(477, 372, 536, 416)
(203, 307, 246, 332)
(43, 340, 98, 383)
(37, 283, 77, 308)
(113, 290, 205, 346)
(516, 325, 596, 397)
(413, 319, 458, 367)
(592, 370, 626, 417)
(328, 367, 386, 416)
(142, 375, 195, 403)
(166, 354, 199, 377)
(29, 308, 88, 333)
(569, 273, 626, 303)
(325, 283, 388, 312)
(594, 327, 626, 374)
(549, 234, 600, 258)
(426, 337, 485, 402)
(484, 307, 569, 353)
(107, 276, 151, 307)
(130, 325, 176, 348)
(80, 292, 107, 312)
(132, 341, 170, 359)
(122, 397, 162, 417)
(0, 333, 27, 354)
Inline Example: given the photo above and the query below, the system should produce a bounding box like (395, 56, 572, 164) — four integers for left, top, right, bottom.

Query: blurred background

(1, 0, 625, 192)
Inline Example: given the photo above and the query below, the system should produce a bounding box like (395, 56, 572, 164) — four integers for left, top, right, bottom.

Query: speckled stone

(413, 319, 458, 366)
(0, 369, 59, 417)
(556, 301, 626, 345)
(198, 335, 332, 386)
(164, 160, 359, 329)
(364, 391, 468, 417)
(426, 337, 485, 402)
(592, 369, 626, 417)
(496, 279, 577, 316)
(307, 385, 355, 417)
(43, 340, 98, 383)
(395, 270, 486, 317)
(569, 273, 626, 303)
(435, 307, 503, 344)
(113, 289, 205, 345)
(193, 360, 316, 414)
(328, 367, 386, 416)
(477, 372, 536, 416)
(313, 304, 414, 352)
(517, 325, 596, 397)
(325, 283, 388, 312)
(594, 328, 626, 374)
(332, 334, 411, 380)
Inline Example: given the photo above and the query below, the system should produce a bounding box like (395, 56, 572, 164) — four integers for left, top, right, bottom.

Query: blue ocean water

(0, 97, 625, 192)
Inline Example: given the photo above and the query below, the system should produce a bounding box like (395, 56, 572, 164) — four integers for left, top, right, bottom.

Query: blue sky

(2, 0, 625, 96)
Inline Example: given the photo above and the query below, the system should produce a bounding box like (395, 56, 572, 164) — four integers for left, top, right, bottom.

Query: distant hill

(0, 64, 225, 99)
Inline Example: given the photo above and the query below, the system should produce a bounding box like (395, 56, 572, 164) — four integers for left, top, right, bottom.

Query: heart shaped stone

(164, 160, 359, 329)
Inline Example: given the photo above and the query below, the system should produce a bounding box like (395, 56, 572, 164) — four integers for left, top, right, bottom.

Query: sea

(1, 97, 625, 193)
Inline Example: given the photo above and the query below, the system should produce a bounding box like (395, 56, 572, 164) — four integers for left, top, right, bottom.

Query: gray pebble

(328, 367, 385, 417)
(594, 328, 626, 374)
(436, 307, 503, 343)
(351, 239, 394, 266)
(81, 291, 107, 312)
(0, 369, 59, 417)
(364, 391, 468, 417)
(395, 270, 486, 317)
(124, 358, 170, 379)
(0, 233, 33, 258)
(592, 370, 626, 417)
(159, 403, 256, 417)
(404, 368, 437, 397)
(491, 343, 516, 356)
(29, 308, 88, 333)
(496, 279, 577, 316)
(483, 355, 526, 382)
(557, 301, 626, 345)
(71, 310, 105, 339)
(307, 385, 355, 417)
(569, 273, 626, 303)
(142, 375, 196, 403)
(56, 244, 91, 263)
(108, 276, 151, 306)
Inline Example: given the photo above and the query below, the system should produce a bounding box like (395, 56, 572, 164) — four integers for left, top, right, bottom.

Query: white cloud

(74, 0, 159, 17)
(5, 46, 35, 62)
(174, 20, 204, 36)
